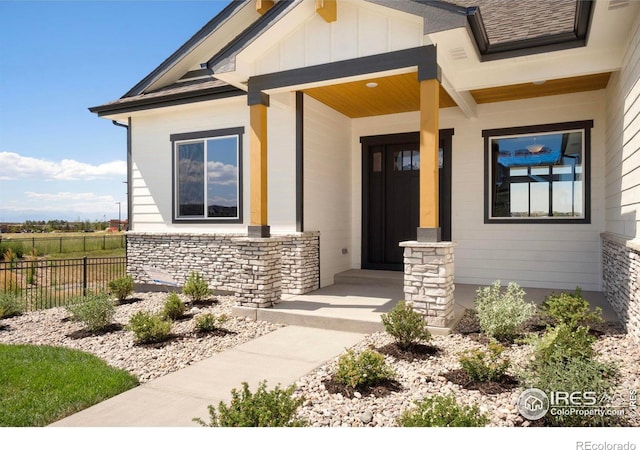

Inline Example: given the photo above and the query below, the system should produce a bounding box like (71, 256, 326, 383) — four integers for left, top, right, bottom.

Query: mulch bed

(323, 378, 403, 398)
(442, 368, 518, 395)
(376, 342, 440, 361)
(66, 323, 124, 339)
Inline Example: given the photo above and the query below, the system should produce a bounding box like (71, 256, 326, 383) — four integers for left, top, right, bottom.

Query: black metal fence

(0, 234, 125, 256)
(0, 256, 127, 311)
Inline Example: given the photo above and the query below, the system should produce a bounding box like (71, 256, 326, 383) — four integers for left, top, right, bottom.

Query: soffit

(470, 72, 612, 104)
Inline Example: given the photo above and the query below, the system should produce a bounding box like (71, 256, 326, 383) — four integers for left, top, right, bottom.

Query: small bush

(108, 275, 134, 302)
(127, 311, 172, 344)
(0, 292, 23, 318)
(475, 281, 536, 340)
(381, 301, 431, 350)
(194, 313, 228, 333)
(540, 287, 603, 327)
(334, 348, 395, 389)
(193, 380, 307, 427)
(526, 357, 620, 426)
(66, 292, 115, 332)
(529, 322, 595, 365)
(182, 272, 210, 302)
(161, 292, 185, 320)
(0, 241, 24, 260)
(458, 342, 510, 382)
(398, 394, 489, 427)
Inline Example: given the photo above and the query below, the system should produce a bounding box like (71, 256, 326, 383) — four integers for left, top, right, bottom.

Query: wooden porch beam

(250, 103, 269, 231)
(316, 0, 337, 23)
(256, 0, 274, 15)
(419, 78, 440, 232)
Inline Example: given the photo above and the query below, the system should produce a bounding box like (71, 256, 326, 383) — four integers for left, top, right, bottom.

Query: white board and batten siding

(251, 0, 424, 78)
(303, 95, 352, 287)
(605, 12, 640, 241)
(129, 95, 298, 234)
(351, 90, 607, 292)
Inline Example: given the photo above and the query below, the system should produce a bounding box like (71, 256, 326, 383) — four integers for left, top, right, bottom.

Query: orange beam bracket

(316, 0, 337, 23)
(256, 0, 274, 15)
(419, 78, 440, 230)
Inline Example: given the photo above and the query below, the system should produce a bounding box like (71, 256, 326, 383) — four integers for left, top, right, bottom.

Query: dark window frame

(171, 127, 244, 224)
(483, 120, 593, 224)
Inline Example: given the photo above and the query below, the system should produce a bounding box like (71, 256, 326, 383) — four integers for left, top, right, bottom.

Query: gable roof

(89, 0, 598, 117)
(89, 77, 243, 116)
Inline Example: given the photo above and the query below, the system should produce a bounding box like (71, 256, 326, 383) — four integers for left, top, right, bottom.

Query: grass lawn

(0, 344, 138, 426)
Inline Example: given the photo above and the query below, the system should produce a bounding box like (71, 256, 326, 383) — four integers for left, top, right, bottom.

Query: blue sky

(0, 0, 229, 223)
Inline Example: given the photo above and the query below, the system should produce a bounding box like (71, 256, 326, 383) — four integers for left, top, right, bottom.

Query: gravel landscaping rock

(1, 298, 638, 427)
(293, 318, 640, 428)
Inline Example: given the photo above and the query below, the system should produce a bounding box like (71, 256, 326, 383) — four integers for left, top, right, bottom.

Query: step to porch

(233, 269, 465, 335)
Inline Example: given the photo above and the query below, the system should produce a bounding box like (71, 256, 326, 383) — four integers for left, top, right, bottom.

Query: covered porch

(234, 269, 617, 334)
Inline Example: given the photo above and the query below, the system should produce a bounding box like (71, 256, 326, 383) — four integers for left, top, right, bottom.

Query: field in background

(0, 232, 125, 258)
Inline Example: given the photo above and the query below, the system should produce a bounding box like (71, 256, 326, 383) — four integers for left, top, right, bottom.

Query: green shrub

(66, 292, 115, 332)
(108, 275, 134, 302)
(540, 288, 603, 327)
(398, 394, 489, 427)
(182, 272, 210, 302)
(0, 292, 23, 318)
(127, 311, 172, 344)
(526, 357, 620, 426)
(458, 342, 510, 382)
(475, 281, 536, 340)
(194, 313, 228, 333)
(381, 300, 431, 349)
(334, 348, 395, 389)
(161, 292, 185, 320)
(529, 322, 595, 365)
(0, 241, 24, 260)
(193, 380, 307, 427)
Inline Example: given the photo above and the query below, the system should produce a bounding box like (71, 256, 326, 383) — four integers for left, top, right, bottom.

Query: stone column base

(233, 237, 282, 308)
(400, 240, 456, 328)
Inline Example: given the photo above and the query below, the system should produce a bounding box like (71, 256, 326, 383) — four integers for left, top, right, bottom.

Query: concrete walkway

(49, 326, 365, 427)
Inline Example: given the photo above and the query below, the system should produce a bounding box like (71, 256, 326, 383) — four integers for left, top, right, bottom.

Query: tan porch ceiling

(302, 72, 456, 119)
(470, 72, 612, 104)
(302, 71, 612, 118)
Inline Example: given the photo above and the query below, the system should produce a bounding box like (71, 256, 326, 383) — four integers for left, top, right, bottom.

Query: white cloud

(2, 192, 122, 215)
(25, 192, 115, 203)
(207, 161, 237, 186)
(0, 152, 126, 181)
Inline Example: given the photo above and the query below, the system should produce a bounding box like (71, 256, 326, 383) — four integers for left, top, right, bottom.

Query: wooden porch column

(418, 78, 441, 242)
(249, 98, 270, 238)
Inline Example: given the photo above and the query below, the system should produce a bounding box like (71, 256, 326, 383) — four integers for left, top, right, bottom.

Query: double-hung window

(483, 120, 592, 223)
(171, 127, 243, 223)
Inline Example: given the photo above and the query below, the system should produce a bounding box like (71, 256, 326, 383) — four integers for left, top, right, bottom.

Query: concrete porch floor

(233, 269, 619, 334)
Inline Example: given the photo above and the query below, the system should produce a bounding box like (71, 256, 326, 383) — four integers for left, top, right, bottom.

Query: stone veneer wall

(601, 233, 640, 342)
(399, 241, 456, 328)
(126, 232, 320, 307)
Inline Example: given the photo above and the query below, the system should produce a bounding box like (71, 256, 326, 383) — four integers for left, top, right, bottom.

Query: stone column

(400, 240, 456, 328)
(233, 237, 282, 308)
(280, 232, 320, 295)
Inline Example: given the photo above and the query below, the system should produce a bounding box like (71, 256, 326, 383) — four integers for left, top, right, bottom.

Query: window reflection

(491, 130, 584, 219)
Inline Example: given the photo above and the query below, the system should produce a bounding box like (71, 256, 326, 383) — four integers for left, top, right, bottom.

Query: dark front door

(361, 130, 453, 270)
